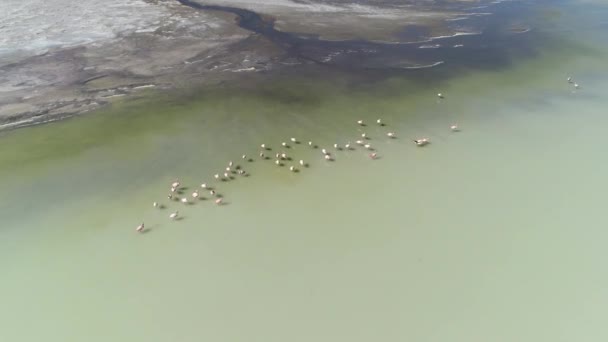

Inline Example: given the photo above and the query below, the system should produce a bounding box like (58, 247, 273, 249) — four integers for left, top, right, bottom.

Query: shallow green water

(2, 2, 608, 341)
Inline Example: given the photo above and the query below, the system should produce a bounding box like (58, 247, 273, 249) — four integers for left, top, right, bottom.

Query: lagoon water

(2, 1, 608, 341)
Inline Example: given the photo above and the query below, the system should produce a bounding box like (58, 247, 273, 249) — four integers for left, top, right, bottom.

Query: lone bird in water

(437, 93, 444, 99)
(414, 138, 430, 146)
(153, 202, 159, 208)
(450, 124, 459, 132)
(136, 223, 145, 232)
(169, 211, 179, 220)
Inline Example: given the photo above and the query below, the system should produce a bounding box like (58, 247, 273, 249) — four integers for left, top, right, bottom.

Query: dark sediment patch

(178, 0, 539, 75)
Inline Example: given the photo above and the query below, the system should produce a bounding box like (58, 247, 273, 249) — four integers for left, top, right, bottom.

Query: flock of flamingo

(135, 77, 581, 233)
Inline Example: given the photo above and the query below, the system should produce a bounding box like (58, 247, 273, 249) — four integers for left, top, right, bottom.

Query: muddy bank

(0, 0, 532, 131)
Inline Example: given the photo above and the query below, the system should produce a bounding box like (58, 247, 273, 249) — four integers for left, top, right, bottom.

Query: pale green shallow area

(2, 2, 608, 341)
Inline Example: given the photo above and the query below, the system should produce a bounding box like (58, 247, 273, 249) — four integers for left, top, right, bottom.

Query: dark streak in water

(177, 0, 537, 74)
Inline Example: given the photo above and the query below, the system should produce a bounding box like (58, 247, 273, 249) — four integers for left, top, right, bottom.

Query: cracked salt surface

(0, 0, 173, 64)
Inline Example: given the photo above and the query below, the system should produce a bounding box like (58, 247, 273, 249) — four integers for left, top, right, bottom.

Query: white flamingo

(281, 142, 288, 147)
(261, 143, 267, 149)
(281, 153, 287, 160)
(324, 155, 332, 161)
(356, 140, 364, 145)
(169, 211, 179, 220)
(299, 160, 305, 166)
(260, 152, 265, 158)
(567, 77, 573, 84)
(357, 120, 364, 125)
(153, 202, 158, 208)
(414, 138, 430, 146)
(377, 119, 383, 125)
(437, 93, 444, 99)
(364, 144, 373, 150)
(275, 160, 282, 166)
(450, 125, 459, 131)
(171, 180, 180, 188)
(387, 132, 396, 138)
(214, 174, 220, 180)
(215, 198, 223, 205)
(181, 197, 188, 204)
(361, 133, 367, 139)
(345, 142, 351, 149)
(308, 141, 313, 146)
(223, 172, 230, 179)
(210, 190, 216, 196)
(321, 148, 329, 155)
(136, 223, 145, 232)
(290, 137, 297, 143)
(369, 152, 378, 159)
(192, 191, 199, 199)
(201, 183, 208, 189)
(289, 166, 296, 172)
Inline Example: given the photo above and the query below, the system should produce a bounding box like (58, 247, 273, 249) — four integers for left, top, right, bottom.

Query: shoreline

(0, 0, 527, 132)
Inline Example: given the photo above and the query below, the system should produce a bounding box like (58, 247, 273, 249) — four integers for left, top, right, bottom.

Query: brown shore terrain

(0, 0, 502, 130)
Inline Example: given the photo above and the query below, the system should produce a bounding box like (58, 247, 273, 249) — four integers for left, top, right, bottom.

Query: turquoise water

(2, 1, 608, 341)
